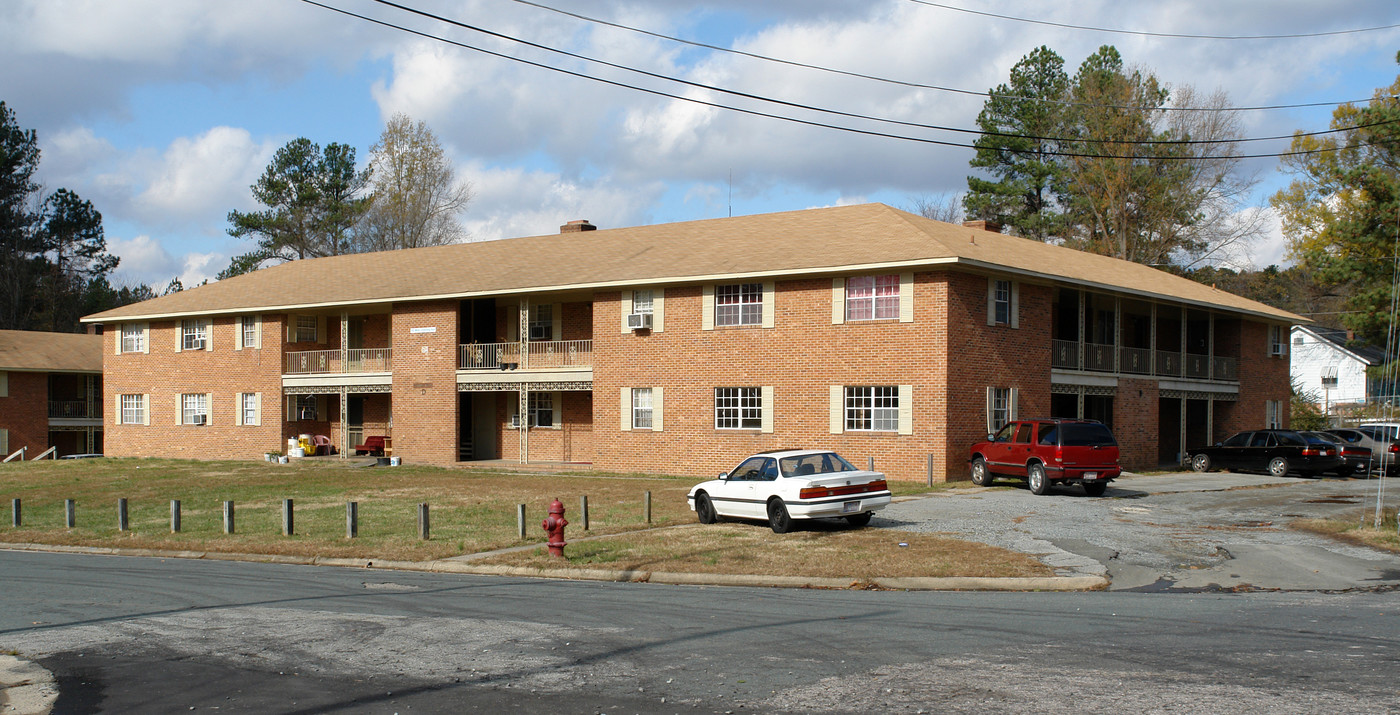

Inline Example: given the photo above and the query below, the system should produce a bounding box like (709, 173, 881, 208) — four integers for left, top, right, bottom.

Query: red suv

(969, 419, 1122, 496)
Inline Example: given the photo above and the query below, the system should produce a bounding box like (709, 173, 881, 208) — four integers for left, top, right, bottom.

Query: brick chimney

(560, 219, 596, 233)
(962, 219, 1003, 234)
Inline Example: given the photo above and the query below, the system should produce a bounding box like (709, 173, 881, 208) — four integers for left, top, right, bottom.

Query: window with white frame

(181, 393, 208, 425)
(846, 275, 900, 321)
(240, 393, 259, 426)
(1265, 400, 1282, 429)
(120, 394, 146, 425)
(181, 320, 207, 351)
(845, 386, 898, 431)
(992, 280, 1012, 325)
(715, 283, 763, 326)
(529, 392, 555, 428)
(120, 324, 145, 353)
(296, 394, 318, 421)
(632, 387, 654, 429)
(715, 387, 762, 429)
(632, 290, 653, 314)
(296, 315, 318, 343)
(529, 304, 553, 341)
(240, 316, 258, 349)
(1268, 325, 1287, 356)
(988, 387, 1013, 433)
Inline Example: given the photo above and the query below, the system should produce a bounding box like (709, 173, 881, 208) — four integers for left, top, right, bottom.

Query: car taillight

(1301, 448, 1330, 457)
(1055, 445, 1063, 463)
(1390, 443, 1399, 454)
(799, 479, 888, 499)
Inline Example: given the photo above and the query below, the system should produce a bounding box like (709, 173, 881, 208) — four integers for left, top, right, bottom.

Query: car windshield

(780, 452, 857, 477)
(1060, 423, 1116, 447)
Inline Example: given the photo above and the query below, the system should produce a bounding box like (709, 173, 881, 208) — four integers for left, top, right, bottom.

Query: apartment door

(347, 396, 365, 449)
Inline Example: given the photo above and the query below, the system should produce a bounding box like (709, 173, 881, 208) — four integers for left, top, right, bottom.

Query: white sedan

(686, 449, 892, 533)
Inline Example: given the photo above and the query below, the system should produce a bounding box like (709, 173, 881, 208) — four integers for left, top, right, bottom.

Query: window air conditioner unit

(627, 313, 653, 330)
(509, 414, 521, 428)
(192, 414, 207, 426)
(1269, 344, 1285, 357)
(299, 409, 316, 421)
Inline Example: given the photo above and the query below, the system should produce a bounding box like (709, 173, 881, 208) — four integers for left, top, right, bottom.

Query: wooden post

(516, 503, 527, 539)
(223, 501, 235, 534)
(580, 495, 589, 531)
(417, 503, 430, 540)
(171, 500, 181, 533)
(65, 499, 75, 528)
(926, 453, 934, 487)
(10, 498, 18, 528)
(644, 490, 652, 524)
(117, 498, 128, 531)
(346, 501, 358, 539)
(283, 499, 294, 536)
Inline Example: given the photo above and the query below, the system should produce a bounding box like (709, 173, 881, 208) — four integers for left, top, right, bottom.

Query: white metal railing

(49, 400, 100, 418)
(459, 340, 592, 370)
(285, 348, 392, 375)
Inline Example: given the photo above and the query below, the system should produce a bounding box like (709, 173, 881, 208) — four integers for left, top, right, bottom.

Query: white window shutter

(898, 385, 913, 435)
(829, 386, 844, 434)
(1010, 387, 1020, 421)
(253, 392, 261, 426)
(235, 319, 244, 350)
(206, 394, 214, 425)
(620, 292, 633, 334)
(551, 303, 562, 341)
(254, 315, 262, 348)
(652, 386, 664, 431)
(702, 285, 715, 330)
(114, 395, 123, 425)
(985, 386, 995, 434)
(620, 388, 632, 431)
(141, 324, 148, 354)
(653, 289, 665, 332)
(204, 319, 213, 351)
(142, 394, 150, 425)
(287, 314, 295, 343)
(761, 385, 774, 433)
(0, 371, 6, 397)
(0, 429, 7, 454)
(986, 278, 996, 326)
(175, 395, 183, 425)
(1010, 282, 1020, 329)
(761, 281, 775, 328)
(114, 328, 122, 355)
(236, 394, 244, 426)
(174, 322, 182, 353)
(831, 278, 845, 325)
(899, 272, 914, 323)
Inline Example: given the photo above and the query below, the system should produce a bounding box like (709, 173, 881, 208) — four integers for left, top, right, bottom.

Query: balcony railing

(285, 348, 392, 375)
(459, 340, 593, 370)
(1053, 341, 1238, 381)
(1084, 342, 1114, 372)
(49, 400, 100, 418)
(1185, 353, 1211, 379)
(1051, 340, 1078, 369)
(1120, 347, 1152, 375)
(1213, 356, 1238, 381)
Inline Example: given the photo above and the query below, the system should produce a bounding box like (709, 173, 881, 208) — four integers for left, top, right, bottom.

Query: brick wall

(1223, 320, 1291, 433)
(390, 301, 459, 466)
(1, 371, 49, 455)
(1115, 377, 1159, 470)
(104, 315, 286, 458)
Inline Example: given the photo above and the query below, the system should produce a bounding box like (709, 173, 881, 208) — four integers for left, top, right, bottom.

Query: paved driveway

(879, 472, 1400, 592)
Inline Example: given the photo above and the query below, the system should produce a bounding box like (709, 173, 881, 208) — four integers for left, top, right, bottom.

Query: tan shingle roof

(0, 330, 103, 373)
(82, 203, 1302, 323)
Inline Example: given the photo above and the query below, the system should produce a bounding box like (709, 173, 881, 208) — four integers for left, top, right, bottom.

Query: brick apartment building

(82, 203, 1299, 481)
(0, 330, 104, 459)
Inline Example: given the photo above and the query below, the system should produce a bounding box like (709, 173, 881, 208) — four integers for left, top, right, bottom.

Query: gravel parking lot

(878, 471, 1400, 591)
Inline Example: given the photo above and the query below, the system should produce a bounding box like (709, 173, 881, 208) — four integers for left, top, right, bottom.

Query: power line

(506, 0, 1383, 113)
(299, 0, 1390, 161)
(363, 0, 1395, 149)
(906, 0, 1400, 40)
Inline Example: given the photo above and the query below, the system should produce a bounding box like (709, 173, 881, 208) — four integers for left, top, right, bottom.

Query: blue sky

(2, 0, 1398, 289)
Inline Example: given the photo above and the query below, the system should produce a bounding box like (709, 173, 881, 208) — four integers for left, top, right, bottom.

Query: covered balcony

(285, 348, 393, 375)
(458, 340, 592, 371)
(1051, 289, 1238, 382)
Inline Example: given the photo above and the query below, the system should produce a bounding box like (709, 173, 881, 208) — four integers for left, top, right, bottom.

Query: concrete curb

(0, 541, 1106, 591)
(0, 655, 57, 715)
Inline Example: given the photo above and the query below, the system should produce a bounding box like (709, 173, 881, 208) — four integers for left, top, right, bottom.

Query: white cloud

(107, 234, 226, 289)
(458, 162, 665, 240)
(133, 127, 277, 230)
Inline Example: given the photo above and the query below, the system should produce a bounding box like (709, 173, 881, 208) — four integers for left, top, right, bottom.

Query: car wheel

(767, 499, 793, 534)
(970, 457, 993, 486)
(1190, 453, 1211, 472)
(694, 492, 717, 524)
(1027, 463, 1049, 496)
(1268, 457, 1289, 478)
(1083, 481, 1108, 497)
(1336, 466, 1354, 478)
(845, 512, 873, 528)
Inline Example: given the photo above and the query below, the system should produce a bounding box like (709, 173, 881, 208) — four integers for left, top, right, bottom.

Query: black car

(1187, 429, 1346, 477)
(1300, 431, 1370, 478)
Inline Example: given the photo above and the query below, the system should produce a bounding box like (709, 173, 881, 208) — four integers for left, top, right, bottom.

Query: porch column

(339, 388, 349, 459)
(1077, 291, 1085, 370)
(519, 387, 529, 464)
(1179, 396, 1188, 466)
(1179, 306, 1187, 378)
(1149, 303, 1157, 376)
(1206, 398, 1214, 445)
(1113, 297, 1122, 373)
(340, 311, 349, 372)
(1207, 313, 1216, 380)
(519, 299, 530, 370)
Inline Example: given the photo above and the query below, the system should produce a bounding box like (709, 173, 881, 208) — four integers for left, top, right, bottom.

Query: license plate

(1083, 472, 1098, 480)
(841, 501, 859, 513)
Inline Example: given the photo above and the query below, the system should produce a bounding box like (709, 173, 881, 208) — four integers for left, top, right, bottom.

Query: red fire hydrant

(542, 498, 568, 557)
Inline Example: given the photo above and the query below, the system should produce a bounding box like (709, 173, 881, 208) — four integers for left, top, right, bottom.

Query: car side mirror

(718, 472, 728, 481)
(986, 433, 996, 442)
(1215, 442, 1223, 447)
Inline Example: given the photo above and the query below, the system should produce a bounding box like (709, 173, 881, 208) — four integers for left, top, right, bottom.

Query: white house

(1289, 325, 1387, 408)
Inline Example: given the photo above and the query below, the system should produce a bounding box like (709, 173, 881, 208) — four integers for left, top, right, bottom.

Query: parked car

(968, 419, 1122, 496)
(1359, 422, 1400, 441)
(1325, 427, 1400, 476)
(687, 449, 892, 533)
(1187, 429, 1345, 477)
(1300, 431, 1370, 478)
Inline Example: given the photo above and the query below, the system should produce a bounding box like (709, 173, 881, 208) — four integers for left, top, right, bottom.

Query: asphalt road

(2, 549, 1399, 714)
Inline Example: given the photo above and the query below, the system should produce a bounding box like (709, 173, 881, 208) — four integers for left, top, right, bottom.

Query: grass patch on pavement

(475, 522, 1053, 579)
(1292, 508, 1400, 555)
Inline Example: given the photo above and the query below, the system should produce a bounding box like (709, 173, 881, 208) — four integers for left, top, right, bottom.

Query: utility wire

(906, 0, 1400, 40)
(507, 0, 1383, 112)
(299, 0, 1392, 161)
(364, 0, 1396, 148)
